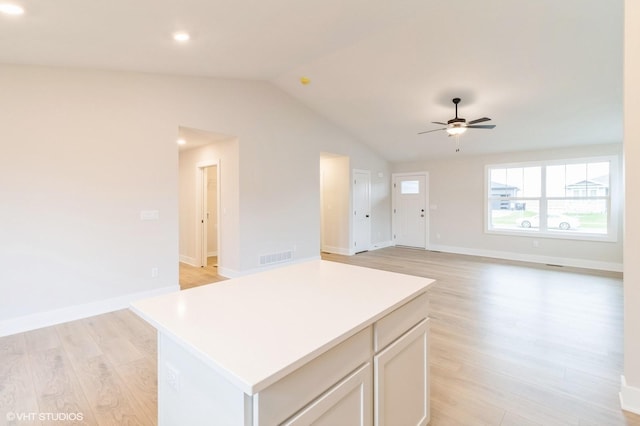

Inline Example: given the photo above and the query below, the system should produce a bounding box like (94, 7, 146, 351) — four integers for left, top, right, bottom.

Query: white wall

(0, 66, 181, 329)
(0, 63, 390, 332)
(392, 143, 623, 270)
(320, 155, 351, 254)
(622, 0, 640, 414)
(234, 93, 392, 271)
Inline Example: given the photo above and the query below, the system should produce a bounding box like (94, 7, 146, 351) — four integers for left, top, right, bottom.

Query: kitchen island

(131, 259, 434, 425)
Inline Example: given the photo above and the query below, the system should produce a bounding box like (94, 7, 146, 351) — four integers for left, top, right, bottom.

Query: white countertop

(130, 260, 434, 395)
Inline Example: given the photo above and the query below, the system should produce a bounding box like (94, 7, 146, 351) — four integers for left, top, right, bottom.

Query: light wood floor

(1, 247, 639, 425)
(179, 256, 226, 290)
(0, 309, 157, 425)
(324, 248, 640, 426)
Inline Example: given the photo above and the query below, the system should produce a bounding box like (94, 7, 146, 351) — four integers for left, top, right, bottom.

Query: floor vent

(260, 250, 293, 266)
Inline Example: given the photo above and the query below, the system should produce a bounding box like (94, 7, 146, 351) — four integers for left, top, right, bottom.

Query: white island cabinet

(131, 260, 434, 426)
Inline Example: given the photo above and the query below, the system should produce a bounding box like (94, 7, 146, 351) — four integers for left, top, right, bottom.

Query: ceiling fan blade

(418, 128, 446, 134)
(431, 121, 448, 125)
(466, 124, 496, 129)
(468, 117, 491, 125)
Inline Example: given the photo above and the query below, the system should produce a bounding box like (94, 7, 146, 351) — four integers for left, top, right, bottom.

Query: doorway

(178, 125, 238, 288)
(392, 172, 429, 249)
(320, 154, 351, 255)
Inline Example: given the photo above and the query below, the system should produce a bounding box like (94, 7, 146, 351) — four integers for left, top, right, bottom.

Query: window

(401, 180, 420, 194)
(486, 157, 616, 241)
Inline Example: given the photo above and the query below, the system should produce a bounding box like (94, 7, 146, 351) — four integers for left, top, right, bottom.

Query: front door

(393, 173, 428, 248)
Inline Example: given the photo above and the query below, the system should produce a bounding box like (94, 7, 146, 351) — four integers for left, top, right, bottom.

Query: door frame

(352, 169, 372, 254)
(195, 160, 221, 268)
(391, 172, 429, 250)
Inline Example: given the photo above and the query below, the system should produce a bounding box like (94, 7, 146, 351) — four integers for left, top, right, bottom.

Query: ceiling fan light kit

(419, 97, 496, 151)
(446, 124, 467, 136)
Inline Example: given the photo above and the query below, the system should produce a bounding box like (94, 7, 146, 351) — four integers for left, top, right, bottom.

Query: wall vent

(259, 250, 293, 266)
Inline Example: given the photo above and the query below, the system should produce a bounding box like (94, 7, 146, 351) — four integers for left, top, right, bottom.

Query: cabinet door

(282, 362, 372, 426)
(374, 319, 429, 426)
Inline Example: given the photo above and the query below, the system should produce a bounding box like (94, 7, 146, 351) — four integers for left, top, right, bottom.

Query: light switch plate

(140, 210, 159, 221)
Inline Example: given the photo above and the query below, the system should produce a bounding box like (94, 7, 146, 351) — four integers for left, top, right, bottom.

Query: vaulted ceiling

(0, 0, 623, 162)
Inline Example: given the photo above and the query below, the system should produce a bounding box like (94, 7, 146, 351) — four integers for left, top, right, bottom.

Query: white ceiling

(0, 0, 623, 162)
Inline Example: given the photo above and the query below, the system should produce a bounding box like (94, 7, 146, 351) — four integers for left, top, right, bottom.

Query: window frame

(484, 156, 618, 242)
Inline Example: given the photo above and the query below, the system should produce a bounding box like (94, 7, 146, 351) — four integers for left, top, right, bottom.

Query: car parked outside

(516, 214, 580, 230)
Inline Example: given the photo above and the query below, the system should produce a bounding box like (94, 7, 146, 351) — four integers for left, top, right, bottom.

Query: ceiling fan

(418, 97, 496, 142)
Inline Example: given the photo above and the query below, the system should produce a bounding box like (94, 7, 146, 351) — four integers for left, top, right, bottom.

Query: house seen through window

(487, 158, 614, 240)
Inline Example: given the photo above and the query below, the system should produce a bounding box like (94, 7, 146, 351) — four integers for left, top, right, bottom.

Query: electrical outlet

(151, 267, 159, 278)
(165, 363, 180, 391)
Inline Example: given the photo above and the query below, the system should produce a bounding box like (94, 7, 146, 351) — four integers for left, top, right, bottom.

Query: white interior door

(196, 162, 220, 267)
(393, 173, 428, 248)
(206, 165, 218, 258)
(353, 170, 371, 254)
(199, 167, 208, 267)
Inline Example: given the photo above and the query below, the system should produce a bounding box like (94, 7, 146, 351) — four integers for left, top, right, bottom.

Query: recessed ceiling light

(0, 3, 24, 15)
(177, 139, 186, 146)
(173, 32, 190, 42)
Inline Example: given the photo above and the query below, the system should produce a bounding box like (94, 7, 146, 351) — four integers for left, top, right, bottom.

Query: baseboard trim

(0, 285, 180, 337)
(371, 240, 394, 251)
(426, 244, 623, 272)
(322, 241, 394, 257)
(321, 245, 352, 256)
(620, 375, 640, 414)
(179, 254, 197, 266)
(219, 255, 322, 279)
